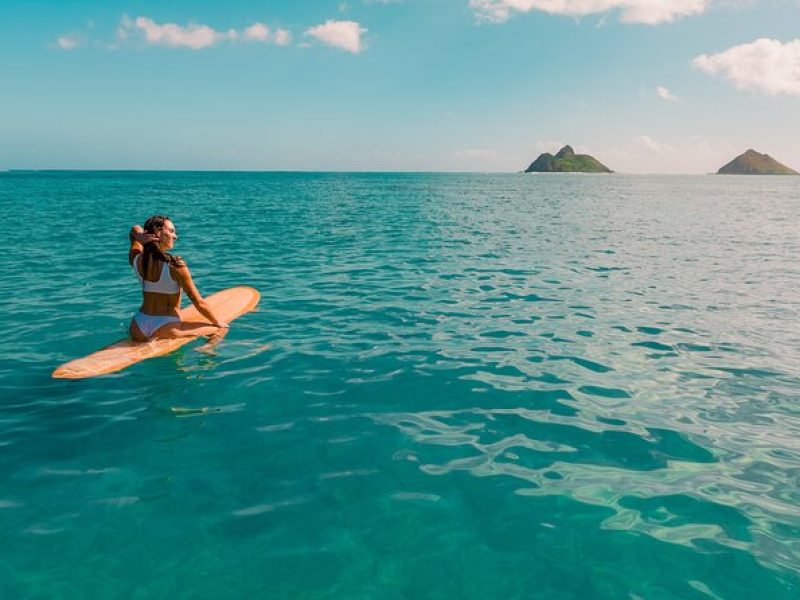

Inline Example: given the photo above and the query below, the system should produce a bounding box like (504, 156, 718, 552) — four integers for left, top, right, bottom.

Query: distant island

(525, 145, 612, 173)
(717, 149, 798, 175)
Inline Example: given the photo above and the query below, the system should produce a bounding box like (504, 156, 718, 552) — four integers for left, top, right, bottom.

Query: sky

(1, 0, 798, 173)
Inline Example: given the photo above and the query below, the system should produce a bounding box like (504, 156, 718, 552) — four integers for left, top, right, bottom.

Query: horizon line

(1, 168, 728, 176)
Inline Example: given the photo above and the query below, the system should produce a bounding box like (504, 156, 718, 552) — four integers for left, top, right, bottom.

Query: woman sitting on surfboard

(129, 215, 228, 342)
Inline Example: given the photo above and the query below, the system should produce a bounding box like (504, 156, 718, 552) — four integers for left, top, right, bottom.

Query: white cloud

(122, 16, 228, 49)
(656, 85, 680, 101)
(56, 34, 83, 50)
(470, 0, 710, 25)
(243, 23, 292, 45)
(244, 23, 270, 42)
(693, 38, 800, 96)
(116, 16, 292, 50)
(304, 20, 366, 54)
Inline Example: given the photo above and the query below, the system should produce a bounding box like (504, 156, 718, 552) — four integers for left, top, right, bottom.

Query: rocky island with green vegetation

(524, 145, 612, 173)
(717, 149, 798, 175)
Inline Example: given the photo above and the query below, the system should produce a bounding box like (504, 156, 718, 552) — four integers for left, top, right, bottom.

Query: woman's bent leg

(155, 321, 222, 339)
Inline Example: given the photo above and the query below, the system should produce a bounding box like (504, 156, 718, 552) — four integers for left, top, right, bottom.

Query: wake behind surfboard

(52, 286, 260, 380)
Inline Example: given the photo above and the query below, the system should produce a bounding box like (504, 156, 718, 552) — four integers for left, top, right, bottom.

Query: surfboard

(52, 286, 260, 380)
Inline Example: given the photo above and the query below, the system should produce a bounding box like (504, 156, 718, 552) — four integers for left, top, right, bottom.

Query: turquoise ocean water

(1, 171, 799, 598)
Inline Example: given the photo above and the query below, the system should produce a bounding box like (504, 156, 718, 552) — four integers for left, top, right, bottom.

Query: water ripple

(1, 172, 799, 597)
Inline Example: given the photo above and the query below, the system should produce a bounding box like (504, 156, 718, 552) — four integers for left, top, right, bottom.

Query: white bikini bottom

(133, 311, 180, 339)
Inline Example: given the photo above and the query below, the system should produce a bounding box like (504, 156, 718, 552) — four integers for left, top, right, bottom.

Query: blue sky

(1, 0, 798, 172)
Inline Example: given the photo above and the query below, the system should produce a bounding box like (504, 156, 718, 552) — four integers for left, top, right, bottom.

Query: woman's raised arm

(128, 224, 159, 265)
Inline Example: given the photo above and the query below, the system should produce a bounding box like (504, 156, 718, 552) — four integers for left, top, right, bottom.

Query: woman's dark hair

(141, 214, 179, 275)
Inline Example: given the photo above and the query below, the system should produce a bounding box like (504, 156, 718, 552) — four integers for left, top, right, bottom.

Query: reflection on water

(0, 172, 799, 598)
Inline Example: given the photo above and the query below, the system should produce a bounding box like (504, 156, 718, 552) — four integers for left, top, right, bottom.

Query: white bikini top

(133, 254, 180, 295)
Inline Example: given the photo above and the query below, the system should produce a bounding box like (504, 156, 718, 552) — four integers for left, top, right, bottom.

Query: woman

(128, 215, 228, 343)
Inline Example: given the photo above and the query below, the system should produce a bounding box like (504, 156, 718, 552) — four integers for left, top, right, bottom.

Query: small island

(525, 145, 612, 173)
(717, 149, 798, 175)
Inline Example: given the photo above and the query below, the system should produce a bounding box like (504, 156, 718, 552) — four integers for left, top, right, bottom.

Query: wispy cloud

(116, 16, 291, 50)
(604, 135, 737, 173)
(455, 149, 498, 158)
(693, 38, 800, 96)
(656, 85, 680, 101)
(634, 135, 664, 152)
(470, 0, 710, 25)
(304, 20, 367, 54)
(55, 34, 84, 50)
(273, 29, 292, 46)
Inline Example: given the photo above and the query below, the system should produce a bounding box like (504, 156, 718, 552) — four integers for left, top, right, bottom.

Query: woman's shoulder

(170, 255, 188, 268)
